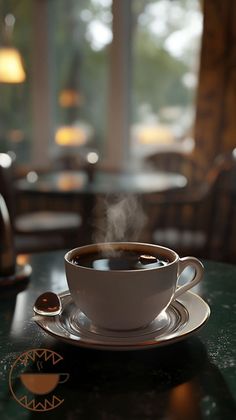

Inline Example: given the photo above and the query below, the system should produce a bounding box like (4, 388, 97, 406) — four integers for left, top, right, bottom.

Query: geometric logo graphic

(9, 349, 69, 412)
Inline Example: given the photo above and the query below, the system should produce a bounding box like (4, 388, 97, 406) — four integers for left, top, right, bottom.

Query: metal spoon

(33, 291, 62, 316)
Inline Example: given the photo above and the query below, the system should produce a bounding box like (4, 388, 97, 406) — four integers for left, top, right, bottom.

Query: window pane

(52, 0, 112, 162)
(0, 0, 112, 167)
(131, 0, 203, 159)
(0, 1, 32, 164)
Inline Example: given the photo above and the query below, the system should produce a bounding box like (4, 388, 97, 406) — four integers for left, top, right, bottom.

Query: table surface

(0, 251, 236, 419)
(16, 169, 187, 195)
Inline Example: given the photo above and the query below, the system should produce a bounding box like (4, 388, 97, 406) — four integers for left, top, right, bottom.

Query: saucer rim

(34, 290, 210, 351)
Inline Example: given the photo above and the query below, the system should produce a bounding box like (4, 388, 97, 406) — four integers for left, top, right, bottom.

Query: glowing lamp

(0, 47, 26, 83)
(137, 125, 174, 145)
(55, 125, 89, 147)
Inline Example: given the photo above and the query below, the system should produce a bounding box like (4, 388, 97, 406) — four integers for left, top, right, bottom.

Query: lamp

(0, 47, 25, 83)
(0, 14, 26, 83)
(55, 122, 93, 147)
(59, 89, 83, 108)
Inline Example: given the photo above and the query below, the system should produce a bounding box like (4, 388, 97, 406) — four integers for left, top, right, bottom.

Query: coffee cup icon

(20, 373, 69, 395)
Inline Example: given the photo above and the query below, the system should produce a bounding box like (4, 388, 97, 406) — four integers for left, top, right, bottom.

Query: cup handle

(173, 257, 204, 300)
(59, 373, 70, 384)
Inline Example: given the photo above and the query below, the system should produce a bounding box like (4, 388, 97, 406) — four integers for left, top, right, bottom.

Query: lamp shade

(0, 47, 26, 83)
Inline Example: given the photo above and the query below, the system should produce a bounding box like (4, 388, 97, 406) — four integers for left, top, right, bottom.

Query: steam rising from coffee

(93, 194, 147, 254)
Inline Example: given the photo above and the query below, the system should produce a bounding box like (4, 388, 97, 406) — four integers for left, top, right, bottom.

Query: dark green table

(0, 251, 235, 419)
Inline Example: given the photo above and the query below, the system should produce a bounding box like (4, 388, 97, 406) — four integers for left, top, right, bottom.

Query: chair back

(145, 151, 205, 185)
(0, 193, 16, 276)
(207, 150, 236, 261)
(0, 153, 15, 224)
(143, 150, 236, 262)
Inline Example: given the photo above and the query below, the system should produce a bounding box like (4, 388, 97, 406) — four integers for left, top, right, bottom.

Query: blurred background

(0, 0, 236, 263)
(0, 0, 201, 166)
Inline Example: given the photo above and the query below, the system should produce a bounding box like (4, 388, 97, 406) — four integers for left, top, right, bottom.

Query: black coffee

(71, 250, 169, 271)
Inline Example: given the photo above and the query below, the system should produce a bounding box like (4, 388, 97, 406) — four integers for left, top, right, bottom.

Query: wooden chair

(144, 151, 206, 185)
(0, 153, 83, 253)
(208, 151, 236, 262)
(143, 150, 236, 262)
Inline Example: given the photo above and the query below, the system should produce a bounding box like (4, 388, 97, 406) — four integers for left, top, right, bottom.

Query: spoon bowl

(33, 291, 62, 316)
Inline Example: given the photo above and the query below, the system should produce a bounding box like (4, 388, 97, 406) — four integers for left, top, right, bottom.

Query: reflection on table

(0, 251, 236, 419)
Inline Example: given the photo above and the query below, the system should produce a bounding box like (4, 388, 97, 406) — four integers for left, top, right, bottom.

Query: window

(0, 0, 202, 170)
(52, 0, 111, 160)
(131, 0, 203, 160)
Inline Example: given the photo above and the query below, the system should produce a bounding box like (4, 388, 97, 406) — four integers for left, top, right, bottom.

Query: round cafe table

(16, 169, 187, 195)
(15, 169, 187, 244)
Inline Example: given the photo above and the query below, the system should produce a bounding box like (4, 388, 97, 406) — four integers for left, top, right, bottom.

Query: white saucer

(33, 291, 210, 351)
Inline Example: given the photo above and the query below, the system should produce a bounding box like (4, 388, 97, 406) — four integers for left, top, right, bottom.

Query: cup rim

(64, 242, 178, 272)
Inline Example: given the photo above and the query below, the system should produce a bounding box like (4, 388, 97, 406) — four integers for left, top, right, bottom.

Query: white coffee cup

(64, 242, 204, 330)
